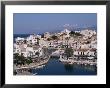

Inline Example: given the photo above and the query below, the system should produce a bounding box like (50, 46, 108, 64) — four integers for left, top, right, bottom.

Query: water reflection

(31, 57, 97, 75)
(64, 64, 74, 72)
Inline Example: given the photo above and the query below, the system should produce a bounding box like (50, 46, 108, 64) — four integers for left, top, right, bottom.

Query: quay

(59, 59, 97, 65)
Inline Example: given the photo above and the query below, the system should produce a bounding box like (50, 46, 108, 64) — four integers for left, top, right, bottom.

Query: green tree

(14, 53, 19, 59)
(47, 38, 51, 41)
(14, 53, 26, 65)
(69, 31, 82, 36)
(25, 59, 33, 65)
(69, 31, 75, 36)
(51, 35, 58, 40)
(65, 48, 73, 59)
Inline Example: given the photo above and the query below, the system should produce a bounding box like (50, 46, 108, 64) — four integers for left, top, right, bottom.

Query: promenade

(59, 58, 97, 65)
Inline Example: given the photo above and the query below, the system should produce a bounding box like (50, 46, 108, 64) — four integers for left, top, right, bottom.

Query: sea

(31, 58, 97, 75)
(14, 34, 97, 75)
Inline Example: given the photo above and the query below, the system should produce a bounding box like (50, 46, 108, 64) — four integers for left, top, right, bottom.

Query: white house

(15, 37, 25, 44)
(74, 48, 96, 57)
(80, 29, 96, 37)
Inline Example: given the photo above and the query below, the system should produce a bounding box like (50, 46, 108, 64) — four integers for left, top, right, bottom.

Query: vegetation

(14, 53, 26, 65)
(14, 53, 33, 65)
(61, 45, 65, 48)
(47, 38, 52, 41)
(64, 48, 74, 59)
(25, 59, 33, 65)
(51, 35, 58, 40)
(69, 31, 82, 36)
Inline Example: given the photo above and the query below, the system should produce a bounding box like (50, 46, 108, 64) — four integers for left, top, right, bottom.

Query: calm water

(32, 58, 97, 75)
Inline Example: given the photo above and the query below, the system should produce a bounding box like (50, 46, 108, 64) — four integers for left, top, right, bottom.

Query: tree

(69, 31, 82, 36)
(14, 53, 26, 65)
(51, 35, 58, 40)
(14, 53, 20, 64)
(64, 48, 73, 59)
(47, 38, 51, 41)
(18, 54, 26, 65)
(69, 31, 75, 36)
(25, 59, 33, 65)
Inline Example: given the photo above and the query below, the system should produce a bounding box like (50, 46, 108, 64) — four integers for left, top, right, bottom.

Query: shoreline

(14, 58, 49, 70)
(59, 58, 97, 65)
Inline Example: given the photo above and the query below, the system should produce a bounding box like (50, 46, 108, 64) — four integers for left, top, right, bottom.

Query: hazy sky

(13, 13, 97, 34)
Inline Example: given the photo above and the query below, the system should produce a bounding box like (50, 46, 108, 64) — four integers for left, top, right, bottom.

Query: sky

(13, 13, 97, 34)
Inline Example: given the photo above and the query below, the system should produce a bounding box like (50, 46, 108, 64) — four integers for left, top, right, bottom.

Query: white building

(74, 49, 96, 57)
(61, 29, 70, 38)
(14, 43, 43, 58)
(15, 37, 25, 44)
(80, 29, 96, 37)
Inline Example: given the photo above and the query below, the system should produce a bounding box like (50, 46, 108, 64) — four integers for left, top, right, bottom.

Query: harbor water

(31, 57, 97, 75)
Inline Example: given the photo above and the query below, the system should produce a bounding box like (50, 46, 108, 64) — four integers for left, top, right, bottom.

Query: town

(13, 28, 97, 75)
